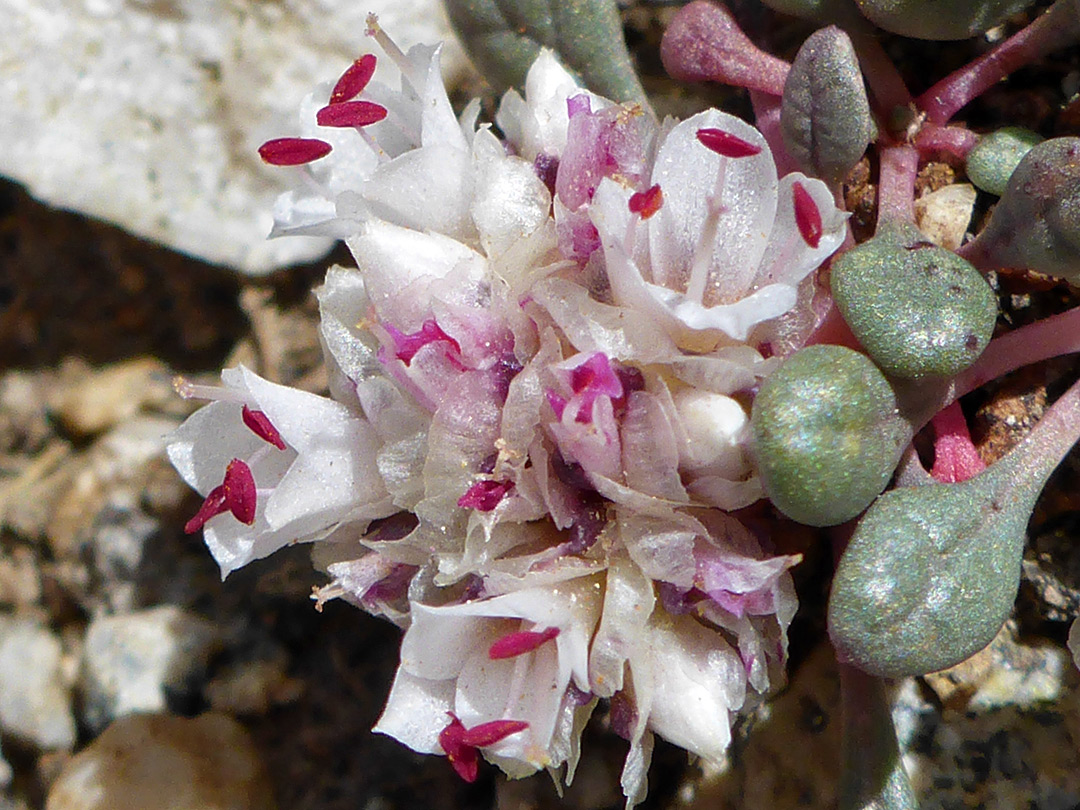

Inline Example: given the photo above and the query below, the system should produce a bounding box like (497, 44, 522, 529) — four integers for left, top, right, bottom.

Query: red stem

(914, 124, 979, 161)
(876, 144, 918, 227)
(917, 0, 1080, 125)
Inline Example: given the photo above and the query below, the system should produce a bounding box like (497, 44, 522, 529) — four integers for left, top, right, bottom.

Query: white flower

(170, 27, 850, 804)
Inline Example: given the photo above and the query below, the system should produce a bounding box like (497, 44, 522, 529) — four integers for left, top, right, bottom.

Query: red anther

(696, 128, 762, 158)
(241, 405, 287, 450)
(184, 486, 228, 534)
(459, 719, 530, 748)
(488, 627, 560, 660)
(792, 181, 822, 249)
(258, 137, 333, 166)
(438, 715, 478, 783)
(385, 319, 461, 366)
(329, 53, 377, 104)
(628, 184, 663, 219)
(222, 459, 257, 525)
(457, 479, 514, 512)
(316, 100, 388, 128)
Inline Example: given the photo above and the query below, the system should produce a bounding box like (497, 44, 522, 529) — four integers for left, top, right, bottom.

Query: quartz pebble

(0, 618, 76, 750)
(45, 713, 275, 810)
(80, 607, 217, 733)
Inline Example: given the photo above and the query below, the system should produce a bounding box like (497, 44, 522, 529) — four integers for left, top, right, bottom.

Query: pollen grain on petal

(628, 184, 663, 219)
(258, 137, 333, 166)
(792, 181, 823, 249)
(696, 128, 762, 158)
(316, 100, 388, 128)
(330, 53, 378, 104)
(488, 627, 560, 659)
(241, 405, 287, 450)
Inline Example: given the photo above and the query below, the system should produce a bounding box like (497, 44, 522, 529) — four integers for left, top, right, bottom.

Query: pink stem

(876, 144, 918, 227)
(914, 124, 980, 160)
(917, 0, 1080, 124)
(929, 400, 986, 483)
(849, 33, 913, 119)
(750, 91, 796, 175)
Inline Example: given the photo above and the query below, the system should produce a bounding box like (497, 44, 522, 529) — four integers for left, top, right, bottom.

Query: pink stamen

(257, 137, 333, 166)
(222, 459, 258, 525)
(458, 479, 514, 512)
(329, 53, 377, 104)
(437, 714, 529, 783)
(488, 627, 560, 660)
(438, 716, 478, 783)
(696, 128, 762, 158)
(459, 719, 530, 748)
(792, 181, 822, 249)
(183, 458, 257, 533)
(628, 184, 663, 219)
(184, 486, 228, 534)
(241, 406, 287, 450)
(316, 100, 388, 128)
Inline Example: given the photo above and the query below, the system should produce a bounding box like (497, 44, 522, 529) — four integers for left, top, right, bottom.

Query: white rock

(45, 713, 275, 810)
(80, 606, 217, 732)
(0, 0, 466, 275)
(0, 617, 76, 749)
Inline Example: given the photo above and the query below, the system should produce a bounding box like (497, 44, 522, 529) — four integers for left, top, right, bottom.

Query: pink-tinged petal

(695, 128, 762, 158)
(792, 181, 822, 249)
(241, 405, 287, 450)
(222, 459, 257, 525)
(570, 352, 623, 399)
(316, 100, 388, 128)
(930, 402, 986, 483)
(488, 627, 561, 660)
(183, 485, 228, 534)
(329, 53, 377, 104)
(257, 137, 333, 166)
(628, 184, 663, 219)
(384, 319, 461, 365)
(457, 479, 514, 511)
(460, 719, 530, 748)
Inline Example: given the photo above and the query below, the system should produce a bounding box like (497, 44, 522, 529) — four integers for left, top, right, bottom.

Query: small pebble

(0, 617, 76, 750)
(45, 713, 275, 810)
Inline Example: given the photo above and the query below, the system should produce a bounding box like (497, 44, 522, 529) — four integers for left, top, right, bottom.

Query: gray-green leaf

(780, 26, 873, 185)
(444, 0, 647, 104)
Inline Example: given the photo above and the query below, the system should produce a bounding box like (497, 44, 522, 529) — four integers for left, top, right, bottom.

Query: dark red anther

(438, 715, 478, 783)
(184, 486, 228, 534)
(696, 128, 762, 158)
(792, 181, 822, 249)
(183, 458, 257, 533)
(437, 714, 529, 783)
(258, 137, 333, 166)
(457, 479, 514, 512)
(241, 405, 287, 450)
(488, 627, 560, 660)
(628, 184, 663, 219)
(329, 53, 377, 104)
(222, 459, 257, 525)
(316, 100, 388, 128)
(460, 719, 530, 748)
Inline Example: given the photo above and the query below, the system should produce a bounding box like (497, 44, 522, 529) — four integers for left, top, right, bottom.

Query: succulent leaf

(964, 137, 1080, 281)
(829, 376, 1080, 677)
(780, 26, 873, 185)
(751, 345, 909, 527)
(444, 0, 647, 103)
(853, 0, 1037, 40)
(758, 0, 870, 31)
(965, 127, 1043, 196)
(831, 222, 997, 380)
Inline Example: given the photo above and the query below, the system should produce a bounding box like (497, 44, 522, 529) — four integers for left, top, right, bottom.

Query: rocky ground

(2, 4, 1080, 809)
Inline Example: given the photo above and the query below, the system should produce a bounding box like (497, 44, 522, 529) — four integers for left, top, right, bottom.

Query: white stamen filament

(685, 159, 728, 303)
(366, 14, 422, 91)
(174, 376, 245, 403)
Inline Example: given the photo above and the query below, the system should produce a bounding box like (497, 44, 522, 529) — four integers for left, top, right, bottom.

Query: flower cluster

(168, 17, 846, 803)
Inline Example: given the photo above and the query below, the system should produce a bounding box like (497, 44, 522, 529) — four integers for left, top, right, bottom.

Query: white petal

(373, 667, 456, 755)
(363, 145, 475, 240)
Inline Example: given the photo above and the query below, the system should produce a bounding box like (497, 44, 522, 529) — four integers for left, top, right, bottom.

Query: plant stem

(876, 145, 918, 227)
(914, 124, 979, 160)
(850, 33, 913, 120)
(916, 0, 1080, 124)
